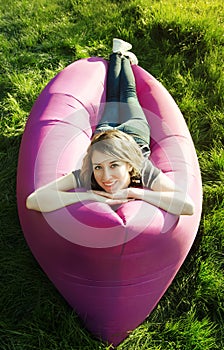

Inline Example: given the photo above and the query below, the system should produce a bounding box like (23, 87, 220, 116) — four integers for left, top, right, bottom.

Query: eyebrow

(92, 160, 119, 166)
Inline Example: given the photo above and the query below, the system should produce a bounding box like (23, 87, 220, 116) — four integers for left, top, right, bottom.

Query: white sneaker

(125, 51, 138, 65)
(112, 38, 132, 54)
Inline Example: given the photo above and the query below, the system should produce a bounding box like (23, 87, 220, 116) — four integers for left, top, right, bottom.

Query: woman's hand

(90, 189, 134, 206)
(92, 189, 129, 200)
(93, 188, 142, 200)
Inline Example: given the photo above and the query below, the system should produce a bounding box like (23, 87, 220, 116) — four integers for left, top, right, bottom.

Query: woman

(26, 39, 194, 216)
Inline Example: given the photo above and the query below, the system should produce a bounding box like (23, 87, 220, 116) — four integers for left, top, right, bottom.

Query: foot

(125, 51, 138, 65)
(112, 38, 132, 54)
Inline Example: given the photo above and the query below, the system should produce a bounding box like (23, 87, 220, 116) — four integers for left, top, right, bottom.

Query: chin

(104, 187, 116, 194)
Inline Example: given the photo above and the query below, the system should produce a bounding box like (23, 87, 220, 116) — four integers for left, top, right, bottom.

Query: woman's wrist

(128, 187, 144, 200)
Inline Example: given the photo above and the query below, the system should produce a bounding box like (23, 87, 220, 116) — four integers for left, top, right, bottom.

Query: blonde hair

(80, 129, 144, 190)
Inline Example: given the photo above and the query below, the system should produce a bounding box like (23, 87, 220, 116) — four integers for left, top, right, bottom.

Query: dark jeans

(95, 53, 150, 155)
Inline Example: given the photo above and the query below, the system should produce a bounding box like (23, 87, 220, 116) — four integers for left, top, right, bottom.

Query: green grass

(0, 0, 223, 349)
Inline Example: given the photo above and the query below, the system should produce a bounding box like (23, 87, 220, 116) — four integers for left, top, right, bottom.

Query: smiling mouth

(102, 181, 118, 193)
(103, 181, 116, 187)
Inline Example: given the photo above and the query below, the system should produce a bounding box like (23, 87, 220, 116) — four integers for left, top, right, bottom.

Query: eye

(111, 163, 119, 168)
(94, 165, 102, 170)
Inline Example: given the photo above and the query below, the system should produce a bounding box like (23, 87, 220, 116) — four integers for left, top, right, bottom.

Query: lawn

(0, 0, 223, 349)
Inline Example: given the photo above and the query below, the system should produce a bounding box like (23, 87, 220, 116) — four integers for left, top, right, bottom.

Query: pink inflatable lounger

(17, 57, 202, 346)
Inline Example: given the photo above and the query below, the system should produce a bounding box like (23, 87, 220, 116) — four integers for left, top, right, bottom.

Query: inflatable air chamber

(17, 57, 202, 345)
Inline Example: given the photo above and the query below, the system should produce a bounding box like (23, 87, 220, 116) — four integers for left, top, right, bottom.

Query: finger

(93, 191, 112, 198)
(106, 199, 130, 205)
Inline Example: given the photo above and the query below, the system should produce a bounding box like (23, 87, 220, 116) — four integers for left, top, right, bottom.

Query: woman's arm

(26, 173, 79, 212)
(26, 173, 130, 212)
(128, 188, 194, 215)
(141, 172, 195, 215)
(93, 172, 195, 216)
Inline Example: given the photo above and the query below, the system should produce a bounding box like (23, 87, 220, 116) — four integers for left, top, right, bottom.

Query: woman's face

(91, 150, 131, 193)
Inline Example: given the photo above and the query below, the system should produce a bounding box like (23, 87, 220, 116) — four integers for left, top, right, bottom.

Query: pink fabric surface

(17, 57, 202, 345)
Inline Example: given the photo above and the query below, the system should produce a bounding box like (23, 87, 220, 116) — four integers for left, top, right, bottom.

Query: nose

(102, 167, 112, 181)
